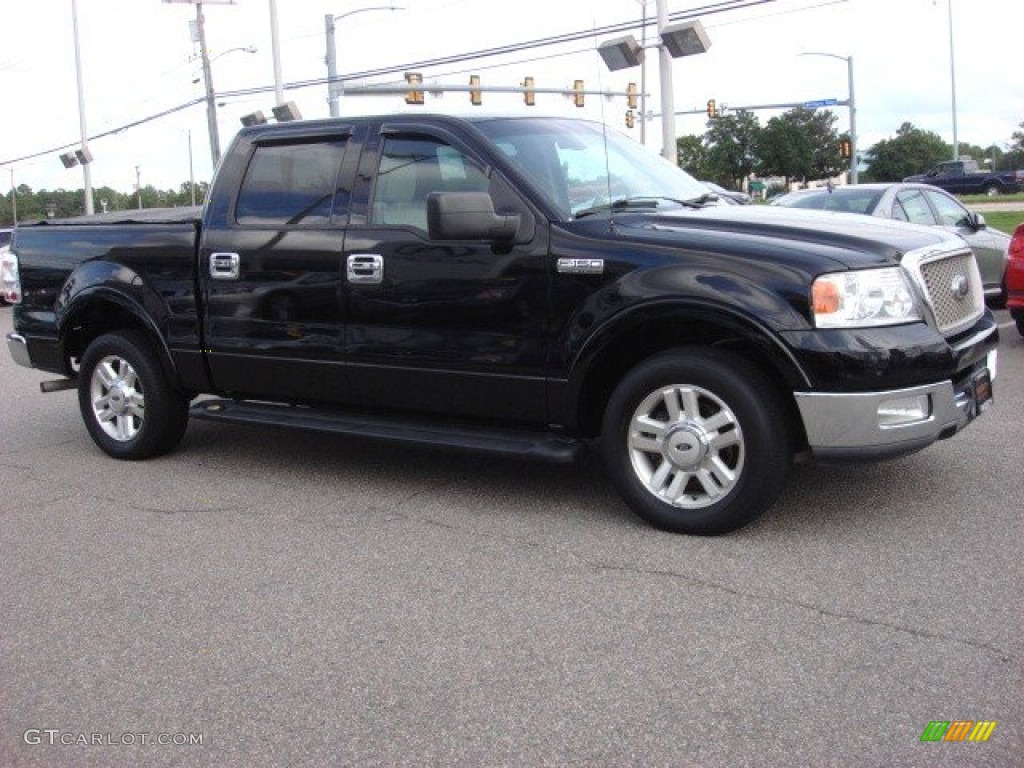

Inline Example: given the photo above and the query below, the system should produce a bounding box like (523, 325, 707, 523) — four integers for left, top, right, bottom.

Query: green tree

(756, 108, 842, 184)
(676, 134, 709, 178)
(863, 122, 950, 181)
(702, 109, 761, 188)
(1003, 121, 1024, 170)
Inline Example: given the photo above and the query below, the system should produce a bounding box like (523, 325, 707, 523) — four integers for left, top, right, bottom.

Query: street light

(946, 0, 958, 162)
(799, 51, 858, 185)
(596, 2, 710, 164)
(325, 4, 403, 118)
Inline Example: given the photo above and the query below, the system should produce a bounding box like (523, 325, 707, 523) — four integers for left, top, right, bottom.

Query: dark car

(770, 183, 1010, 305)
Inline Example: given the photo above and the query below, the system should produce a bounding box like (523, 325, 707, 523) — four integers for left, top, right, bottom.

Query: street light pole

(71, 0, 94, 215)
(325, 5, 403, 119)
(655, 0, 676, 164)
(269, 0, 284, 105)
(947, 0, 958, 161)
(800, 51, 857, 185)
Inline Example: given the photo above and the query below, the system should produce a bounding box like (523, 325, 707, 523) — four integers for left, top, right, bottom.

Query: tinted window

(371, 137, 489, 231)
(0, 230, 11, 249)
(236, 140, 347, 226)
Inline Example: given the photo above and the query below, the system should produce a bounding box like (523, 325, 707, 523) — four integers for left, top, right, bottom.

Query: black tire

(601, 347, 792, 535)
(77, 331, 189, 460)
(1016, 316, 1024, 338)
(983, 183, 1001, 197)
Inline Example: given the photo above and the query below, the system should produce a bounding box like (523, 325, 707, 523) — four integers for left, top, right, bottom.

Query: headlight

(812, 267, 920, 328)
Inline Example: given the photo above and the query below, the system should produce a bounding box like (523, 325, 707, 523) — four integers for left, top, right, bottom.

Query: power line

(2, 0, 774, 168)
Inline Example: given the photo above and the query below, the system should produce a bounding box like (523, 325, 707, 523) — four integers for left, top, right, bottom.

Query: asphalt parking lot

(1, 304, 1021, 767)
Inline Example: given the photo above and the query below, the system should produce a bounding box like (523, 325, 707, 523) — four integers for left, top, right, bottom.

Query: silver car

(771, 183, 1010, 306)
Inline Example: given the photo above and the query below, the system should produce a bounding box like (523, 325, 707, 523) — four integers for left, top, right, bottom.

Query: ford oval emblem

(950, 273, 969, 301)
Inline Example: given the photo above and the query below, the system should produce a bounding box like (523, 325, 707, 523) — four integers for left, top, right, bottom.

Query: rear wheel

(78, 331, 189, 460)
(601, 348, 792, 535)
(983, 182, 1001, 197)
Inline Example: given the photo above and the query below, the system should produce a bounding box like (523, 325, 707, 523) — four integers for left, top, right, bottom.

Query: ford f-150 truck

(904, 159, 1024, 196)
(2, 114, 999, 534)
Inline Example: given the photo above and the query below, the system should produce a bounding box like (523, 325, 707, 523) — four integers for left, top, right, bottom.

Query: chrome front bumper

(795, 350, 996, 461)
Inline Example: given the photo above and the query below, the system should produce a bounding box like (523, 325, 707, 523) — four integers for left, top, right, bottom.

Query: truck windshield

(475, 117, 711, 220)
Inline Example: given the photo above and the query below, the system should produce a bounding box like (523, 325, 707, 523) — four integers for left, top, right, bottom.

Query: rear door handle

(347, 254, 383, 284)
(210, 252, 240, 280)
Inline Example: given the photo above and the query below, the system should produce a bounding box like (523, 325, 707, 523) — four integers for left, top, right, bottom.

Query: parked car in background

(700, 181, 751, 205)
(1006, 224, 1024, 337)
(770, 183, 1010, 306)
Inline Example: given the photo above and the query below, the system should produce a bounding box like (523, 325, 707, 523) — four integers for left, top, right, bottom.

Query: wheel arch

(566, 303, 810, 446)
(57, 288, 182, 389)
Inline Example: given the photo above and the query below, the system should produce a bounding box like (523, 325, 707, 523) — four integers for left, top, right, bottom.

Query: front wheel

(601, 348, 793, 535)
(983, 183, 1001, 197)
(78, 331, 189, 460)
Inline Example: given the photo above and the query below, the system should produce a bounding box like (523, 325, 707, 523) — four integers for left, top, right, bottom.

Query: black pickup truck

(904, 159, 1024, 196)
(2, 114, 999, 534)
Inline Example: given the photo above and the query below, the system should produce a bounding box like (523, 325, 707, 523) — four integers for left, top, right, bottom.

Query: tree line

(1, 182, 209, 225)
(678, 110, 1024, 192)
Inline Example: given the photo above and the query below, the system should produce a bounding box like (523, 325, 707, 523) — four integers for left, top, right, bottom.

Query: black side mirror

(427, 192, 521, 242)
(964, 212, 987, 231)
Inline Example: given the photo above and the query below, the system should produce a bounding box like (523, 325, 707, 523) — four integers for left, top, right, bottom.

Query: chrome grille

(902, 244, 984, 337)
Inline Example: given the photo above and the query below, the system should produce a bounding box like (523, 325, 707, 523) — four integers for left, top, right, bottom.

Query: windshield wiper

(684, 192, 720, 206)
(574, 196, 702, 219)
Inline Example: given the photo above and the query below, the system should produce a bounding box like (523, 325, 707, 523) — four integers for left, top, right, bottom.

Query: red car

(1008, 223, 1024, 336)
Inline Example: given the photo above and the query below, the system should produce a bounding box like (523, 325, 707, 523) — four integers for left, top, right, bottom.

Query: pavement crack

(592, 561, 1014, 661)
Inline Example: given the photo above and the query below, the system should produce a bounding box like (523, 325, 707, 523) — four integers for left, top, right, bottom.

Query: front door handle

(210, 252, 240, 280)
(347, 254, 383, 284)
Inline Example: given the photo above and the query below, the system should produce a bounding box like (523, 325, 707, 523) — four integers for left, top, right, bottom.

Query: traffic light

(523, 76, 535, 106)
(626, 82, 638, 110)
(706, 99, 717, 119)
(573, 79, 585, 108)
(404, 72, 424, 105)
(625, 110, 635, 129)
(469, 75, 482, 106)
(839, 139, 852, 159)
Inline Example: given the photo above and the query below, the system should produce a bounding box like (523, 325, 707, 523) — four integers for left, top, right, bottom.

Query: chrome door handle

(347, 254, 383, 284)
(210, 252, 240, 280)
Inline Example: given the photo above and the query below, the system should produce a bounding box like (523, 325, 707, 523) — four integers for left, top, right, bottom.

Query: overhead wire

(2, 0, 778, 168)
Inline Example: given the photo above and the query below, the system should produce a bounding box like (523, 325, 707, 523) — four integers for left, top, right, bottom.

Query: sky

(0, 0, 1020, 197)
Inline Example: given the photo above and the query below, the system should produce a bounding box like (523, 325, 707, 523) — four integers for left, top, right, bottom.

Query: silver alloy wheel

(89, 354, 145, 442)
(627, 384, 744, 509)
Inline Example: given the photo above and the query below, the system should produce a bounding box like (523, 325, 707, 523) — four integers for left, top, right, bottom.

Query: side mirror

(965, 212, 987, 231)
(427, 192, 521, 242)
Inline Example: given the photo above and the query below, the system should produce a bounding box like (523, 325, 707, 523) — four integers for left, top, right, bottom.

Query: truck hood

(598, 205, 964, 271)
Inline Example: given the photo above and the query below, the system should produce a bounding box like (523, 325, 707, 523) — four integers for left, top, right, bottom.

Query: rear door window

(236, 140, 349, 227)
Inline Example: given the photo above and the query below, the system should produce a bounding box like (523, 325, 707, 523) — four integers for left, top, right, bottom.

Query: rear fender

(55, 261, 180, 385)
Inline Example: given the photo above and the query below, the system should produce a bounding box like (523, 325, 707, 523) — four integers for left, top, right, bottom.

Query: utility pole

(9, 168, 16, 224)
(196, 1, 221, 167)
(135, 166, 142, 210)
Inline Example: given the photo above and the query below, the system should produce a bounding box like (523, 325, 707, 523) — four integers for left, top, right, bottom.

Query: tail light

(1, 248, 21, 304)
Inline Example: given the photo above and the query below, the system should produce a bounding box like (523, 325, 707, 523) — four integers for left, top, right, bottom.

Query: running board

(189, 399, 582, 463)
